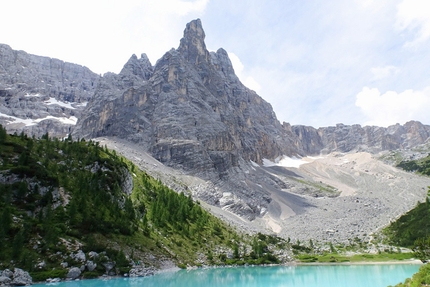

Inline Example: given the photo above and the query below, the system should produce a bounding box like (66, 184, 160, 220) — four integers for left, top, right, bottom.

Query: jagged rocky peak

(72, 18, 298, 219)
(120, 53, 153, 80)
(177, 18, 209, 64)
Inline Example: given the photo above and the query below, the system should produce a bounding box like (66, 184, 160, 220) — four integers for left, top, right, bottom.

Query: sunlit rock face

(0, 43, 99, 138)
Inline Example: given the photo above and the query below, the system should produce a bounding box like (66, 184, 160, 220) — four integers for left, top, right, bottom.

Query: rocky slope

(0, 43, 99, 138)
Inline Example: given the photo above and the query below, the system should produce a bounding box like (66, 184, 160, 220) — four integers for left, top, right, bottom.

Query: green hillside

(0, 125, 285, 280)
(385, 155, 430, 286)
(384, 155, 430, 248)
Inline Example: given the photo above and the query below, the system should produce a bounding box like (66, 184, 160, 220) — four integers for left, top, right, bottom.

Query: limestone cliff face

(0, 44, 99, 137)
(290, 121, 430, 155)
(73, 19, 297, 179)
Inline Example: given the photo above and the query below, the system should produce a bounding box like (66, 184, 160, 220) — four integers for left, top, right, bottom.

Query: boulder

(86, 261, 97, 272)
(11, 268, 32, 286)
(66, 267, 81, 280)
(102, 262, 115, 275)
(129, 266, 155, 277)
(1, 269, 13, 278)
(71, 250, 86, 263)
(0, 276, 11, 284)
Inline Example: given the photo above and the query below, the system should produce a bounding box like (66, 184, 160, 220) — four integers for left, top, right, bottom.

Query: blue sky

(1, 0, 430, 128)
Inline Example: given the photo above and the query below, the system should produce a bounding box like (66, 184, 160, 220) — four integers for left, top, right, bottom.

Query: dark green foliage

(397, 155, 430, 176)
(0, 131, 137, 267)
(30, 269, 68, 282)
(413, 236, 430, 263)
(385, 200, 430, 247)
(389, 263, 430, 287)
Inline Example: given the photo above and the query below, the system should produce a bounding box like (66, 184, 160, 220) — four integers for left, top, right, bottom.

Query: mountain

(73, 19, 298, 174)
(290, 121, 430, 154)
(0, 43, 99, 138)
(1, 19, 430, 245)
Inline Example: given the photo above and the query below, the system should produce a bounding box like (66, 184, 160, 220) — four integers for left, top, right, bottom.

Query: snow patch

(24, 93, 42, 97)
(263, 155, 324, 168)
(262, 158, 277, 167)
(250, 160, 259, 167)
(75, 102, 88, 107)
(44, 97, 76, 109)
(0, 112, 78, 126)
(278, 156, 309, 168)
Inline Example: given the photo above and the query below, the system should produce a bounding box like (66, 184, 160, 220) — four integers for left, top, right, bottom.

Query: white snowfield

(0, 96, 83, 126)
(262, 155, 323, 168)
(44, 97, 76, 110)
(0, 112, 78, 126)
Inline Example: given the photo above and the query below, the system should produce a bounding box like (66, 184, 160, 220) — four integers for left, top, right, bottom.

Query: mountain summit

(73, 19, 297, 176)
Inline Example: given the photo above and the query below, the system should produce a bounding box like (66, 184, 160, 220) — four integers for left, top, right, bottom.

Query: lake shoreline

(32, 260, 423, 285)
(32, 263, 422, 287)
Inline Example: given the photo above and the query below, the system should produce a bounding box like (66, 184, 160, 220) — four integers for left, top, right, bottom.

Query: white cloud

(370, 65, 399, 80)
(396, 0, 430, 46)
(0, 0, 209, 74)
(228, 52, 261, 93)
(355, 86, 430, 127)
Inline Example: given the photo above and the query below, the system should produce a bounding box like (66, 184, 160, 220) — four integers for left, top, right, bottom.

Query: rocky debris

(66, 267, 81, 280)
(1, 270, 13, 279)
(70, 250, 86, 263)
(0, 276, 11, 285)
(86, 261, 97, 272)
(102, 262, 116, 276)
(45, 278, 61, 283)
(9, 268, 32, 286)
(128, 266, 156, 277)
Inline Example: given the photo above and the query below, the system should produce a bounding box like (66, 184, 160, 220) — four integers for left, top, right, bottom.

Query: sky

(1, 0, 430, 128)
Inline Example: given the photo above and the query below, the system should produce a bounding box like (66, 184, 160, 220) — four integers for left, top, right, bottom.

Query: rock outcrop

(0, 43, 99, 138)
(9, 268, 32, 286)
(290, 120, 430, 155)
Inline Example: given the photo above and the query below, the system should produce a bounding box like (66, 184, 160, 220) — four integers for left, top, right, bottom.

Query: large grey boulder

(0, 276, 11, 285)
(10, 268, 32, 286)
(1, 269, 13, 278)
(102, 262, 116, 275)
(71, 250, 86, 263)
(86, 261, 97, 272)
(66, 267, 81, 280)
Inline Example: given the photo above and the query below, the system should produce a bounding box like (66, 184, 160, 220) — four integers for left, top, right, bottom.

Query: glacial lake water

(34, 264, 421, 287)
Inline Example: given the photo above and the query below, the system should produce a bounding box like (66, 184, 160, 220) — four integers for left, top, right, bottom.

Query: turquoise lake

(34, 264, 421, 287)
